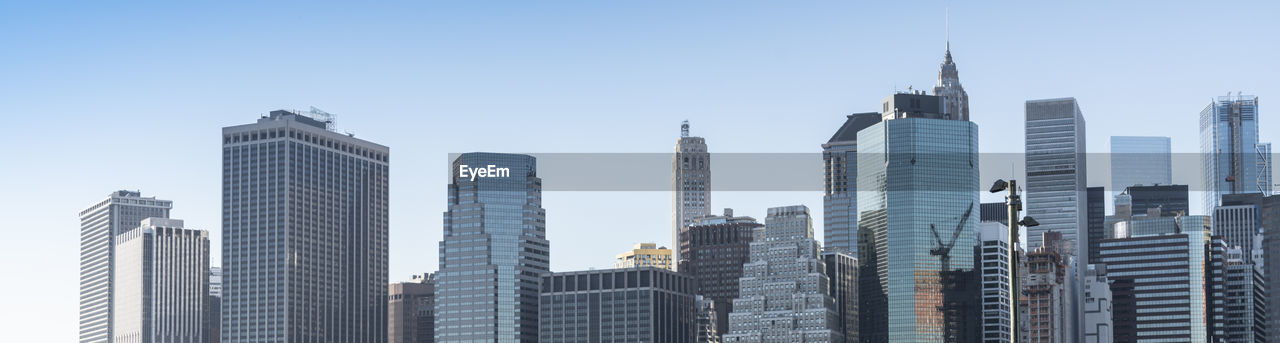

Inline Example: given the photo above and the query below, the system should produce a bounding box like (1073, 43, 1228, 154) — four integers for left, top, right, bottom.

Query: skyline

(3, 2, 1280, 341)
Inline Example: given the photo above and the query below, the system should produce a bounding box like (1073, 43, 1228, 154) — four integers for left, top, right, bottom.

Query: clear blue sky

(2, 1, 1276, 341)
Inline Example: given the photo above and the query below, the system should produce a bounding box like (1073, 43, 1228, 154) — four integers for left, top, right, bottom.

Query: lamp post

(990, 179, 1038, 343)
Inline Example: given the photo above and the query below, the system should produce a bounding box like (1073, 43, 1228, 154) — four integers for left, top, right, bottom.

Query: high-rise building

(1261, 195, 1280, 343)
(1086, 187, 1106, 265)
(681, 208, 759, 340)
(538, 268, 696, 343)
(79, 190, 172, 343)
(1025, 97, 1088, 256)
(674, 120, 711, 269)
(858, 91, 981, 342)
(1081, 265, 1113, 343)
(822, 251, 858, 343)
(1023, 232, 1070, 343)
(981, 202, 1009, 225)
(1217, 193, 1265, 260)
(221, 110, 390, 342)
(1099, 216, 1210, 343)
(978, 222, 1012, 343)
(437, 152, 547, 342)
(389, 273, 435, 343)
(112, 218, 209, 343)
(933, 42, 970, 121)
(1201, 94, 1272, 214)
(695, 297, 719, 343)
(822, 112, 881, 254)
(724, 205, 842, 343)
(205, 267, 222, 343)
(1208, 240, 1267, 343)
(1108, 136, 1172, 193)
(614, 243, 673, 270)
(1122, 185, 1189, 217)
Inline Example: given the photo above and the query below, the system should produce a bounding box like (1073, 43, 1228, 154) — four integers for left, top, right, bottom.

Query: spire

(945, 7, 952, 64)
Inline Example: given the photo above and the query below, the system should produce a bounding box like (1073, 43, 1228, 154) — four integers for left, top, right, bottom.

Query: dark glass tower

(221, 110, 390, 343)
(823, 112, 882, 254)
(436, 153, 548, 342)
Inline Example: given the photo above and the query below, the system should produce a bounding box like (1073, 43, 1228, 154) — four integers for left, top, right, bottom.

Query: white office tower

(979, 222, 1012, 343)
(1081, 265, 1112, 343)
(112, 218, 209, 343)
(724, 205, 842, 343)
(79, 190, 173, 343)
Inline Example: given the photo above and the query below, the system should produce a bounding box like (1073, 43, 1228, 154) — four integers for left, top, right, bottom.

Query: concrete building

(859, 91, 981, 342)
(822, 112, 881, 254)
(695, 297, 719, 343)
(1099, 216, 1210, 343)
(614, 243, 673, 270)
(436, 153, 547, 342)
(538, 268, 696, 343)
(1081, 265, 1112, 343)
(1109, 136, 1172, 193)
(1023, 232, 1070, 343)
(389, 273, 435, 343)
(221, 110, 390, 342)
(1201, 94, 1272, 214)
(724, 205, 842, 343)
(674, 120, 711, 269)
(979, 222, 1013, 343)
(111, 218, 209, 343)
(680, 208, 761, 340)
(78, 190, 173, 343)
(822, 251, 858, 343)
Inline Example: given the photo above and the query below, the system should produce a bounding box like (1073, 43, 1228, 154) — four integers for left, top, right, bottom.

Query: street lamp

(990, 179, 1037, 343)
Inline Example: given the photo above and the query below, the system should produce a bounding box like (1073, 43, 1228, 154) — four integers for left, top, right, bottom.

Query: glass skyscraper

(858, 92, 981, 342)
(1024, 98, 1088, 255)
(822, 112, 881, 254)
(1109, 136, 1172, 193)
(436, 153, 548, 342)
(79, 190, 173, 343)
(1201, 94, 1271, 214)
(221, 110, 390, 343)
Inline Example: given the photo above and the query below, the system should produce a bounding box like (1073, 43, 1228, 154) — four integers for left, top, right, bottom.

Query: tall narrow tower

(673, 121, 710, 270)
(1201, 94, 1270, 214)
(932, 42, 969, 121)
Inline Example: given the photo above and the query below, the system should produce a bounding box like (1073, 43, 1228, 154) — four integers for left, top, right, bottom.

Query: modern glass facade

(1086, 187, 1106, 265)
(822, 112, 882, 254)
(538, 268, 696, 343)
(1200, 94, 1271, 214)
(822, 251, 858, 343)
(1098, 216, 1209, 343)
(222, 110, 390, 343)
(436, 153, 547, 342)
(857, 112, 981, 343)
(1024, 98, 1087, 256)
(1109, 136, 1172, 192)
(674, 121, 711, 269)
(78, 190, 172, 343)
(112, 218, 209, 343)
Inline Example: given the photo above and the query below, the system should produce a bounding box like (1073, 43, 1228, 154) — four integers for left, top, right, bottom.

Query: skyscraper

(1122, 185, 1190, 217)
(1260, 195, 1280, 343)
(221, 110, 390, 342)
(681, 209, 760, 341)
(1023, 232, 1070, 343)
(1099, 216, 1210, 343)
(538, 268, 696, 343)
(674, 120, 711, 269)
(1215, 193, 1263, 260)
(79, 190, 173, 343)
(822, 251, 858, 343)
(724, 205, 841, 343)
(112, 218, 209, 343)
(978, 222, 1012, 343)
(1207, 240, 1266, 343)
(1108, 136, 1172, 192)
(1086, 187, 1106, 265)
(205, 267, 221, 343)
(389, 273, 435, 343)
(1024, 97, 1088, 255)
(933, 42, 970, 121)
(1201, 94, 1271, 214)
(614, 243, 673, 270)
(822, 112, 881, 254)
(437, 152, 547, 342)
(859, 92, 980, 342)
(1081, 265, 1113, 343)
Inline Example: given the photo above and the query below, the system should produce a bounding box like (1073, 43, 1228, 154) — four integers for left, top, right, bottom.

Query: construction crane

(929, 202, 973, 271)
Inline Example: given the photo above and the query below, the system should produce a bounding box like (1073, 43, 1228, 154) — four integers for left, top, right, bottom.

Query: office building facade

(389, 274, 435, 343)
(437, 152, 547, 342)
(1109, 136, 1172, 193)
(859, 92, 981, 342)
(680, 209, 760, 340)
(822, 112, 881, 254)
(1201, 94, 1271, 214)
(1122, 185, 1189, 217)
(205, 267, 221, 343)
(79, 190, 173, 343)
(1087, 187, 1106, 264)
(1098, 216, 1210, 343)
(1208, 239, 1266, 343)
(1023, 232, 1070, 343)
(1024, 97, 1088, 256)
(724, 206, 842, 343)
(538, 268, 696, 343)
(979, 222, 1012, 343)
(1262, 195, 1280, 343)
(822, 251, 858, 343)
(222, 110, 390, 342)
(111, 218, 209, 343)
(1081, 265, 1113, 343)
(674, 120, 711, 269)
(695, 297, 719, 343)
(614, 243, 673, 270)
